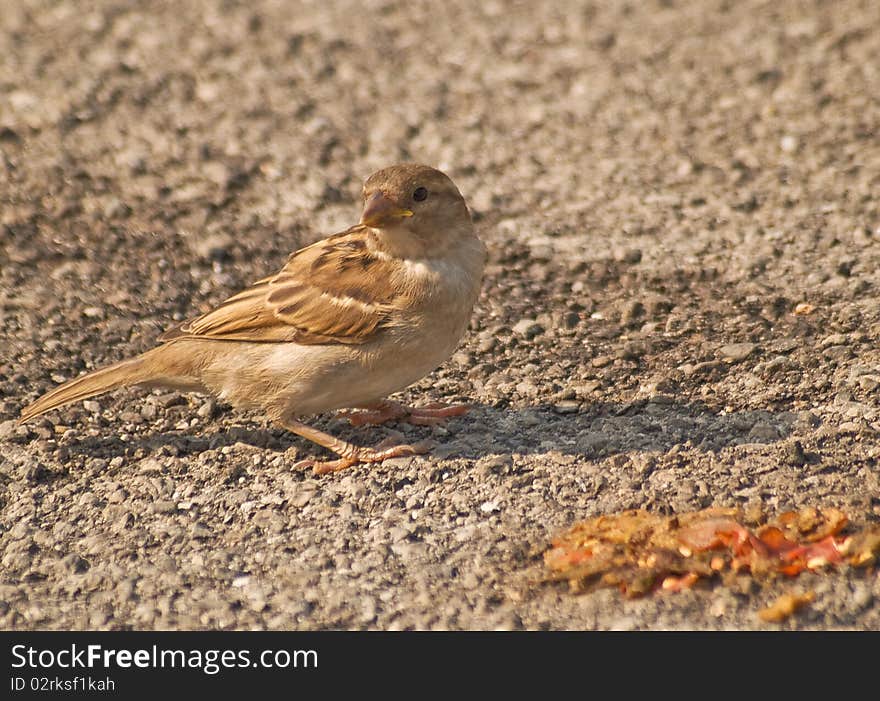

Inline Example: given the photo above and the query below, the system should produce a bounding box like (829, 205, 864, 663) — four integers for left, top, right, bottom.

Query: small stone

(452, 351, 473, 367)
(383, 456, 413, 469)
(82, 400, 101, 413)
(823, 345, 852, 361)
(591, 355, 612, 368)
(553, 401, 581, 414)
(780, 135, 798, 153)
(858, 376, 879, 392)
(137, 457, 164, 474)
(515, 380, 538, 397)
(561, 311, 580, 329)
(291, 488, 316, 508)
(192, 232, 235, 261)
(756, 356, 794, 376)
(749, 422, 780, 442)
(709, 598, 727, 618)
(0, 420, 15, 441)
(112, 512, 133, 533)
(480, 500, 501, 513)
(852, 584, 873, 610)
(476, 454, 513, 475)
(622, 248, 642, 264)
(784, 440, 807, 467)
(718, 342, 757, 362)
(572, 380, 601, 396)
(151, 500, 177, 514)
(154, 393, 184, 408)
(621, 300, 645, 324)
(820, 333, 849, 348)
(192, 522, 213, 539)
(61, 553, 90, 574)
(197, 400, 216, 419)
(477, 336, 497, 353)
(512, 319, 544, 339)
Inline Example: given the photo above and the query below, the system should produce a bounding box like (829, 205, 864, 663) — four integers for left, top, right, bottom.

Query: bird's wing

(159, 227, 401, 345)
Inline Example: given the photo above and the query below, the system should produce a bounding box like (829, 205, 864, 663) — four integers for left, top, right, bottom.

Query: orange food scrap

(544, 506, 880, 600)
(661, 572, 700, 592)
(758, 591, 815, 623)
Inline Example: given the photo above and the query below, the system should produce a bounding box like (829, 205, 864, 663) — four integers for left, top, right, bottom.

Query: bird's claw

(294, 438, 435, 475)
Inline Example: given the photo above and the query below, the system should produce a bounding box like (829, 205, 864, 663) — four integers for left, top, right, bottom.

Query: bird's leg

(336, 400, 471, 427)
(282, 417, 434, 475)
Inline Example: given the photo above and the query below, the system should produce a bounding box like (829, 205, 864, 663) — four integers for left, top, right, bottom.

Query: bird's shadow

(57, 397, 798, 466)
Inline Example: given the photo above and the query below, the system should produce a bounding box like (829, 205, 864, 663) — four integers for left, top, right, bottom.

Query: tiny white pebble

(780, 135, 798, 153)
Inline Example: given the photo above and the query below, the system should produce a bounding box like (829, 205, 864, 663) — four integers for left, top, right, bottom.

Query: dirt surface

(2, 0, 880, 630)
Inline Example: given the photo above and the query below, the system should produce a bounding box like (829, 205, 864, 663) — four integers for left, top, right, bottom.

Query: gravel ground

(2, 0, 880, 630)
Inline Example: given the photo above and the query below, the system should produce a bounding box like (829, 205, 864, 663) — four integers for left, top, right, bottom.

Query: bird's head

(360, 163, 472, 255)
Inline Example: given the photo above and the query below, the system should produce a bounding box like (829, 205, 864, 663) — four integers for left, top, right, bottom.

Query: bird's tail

(19, 354, 152, 424)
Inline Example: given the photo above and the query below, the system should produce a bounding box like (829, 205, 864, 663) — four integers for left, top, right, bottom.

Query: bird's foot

(293, 436, 435, 475)
(335, 401, 409, 426)
(337, 400, 471, 427)
(405, 402, 471, 426)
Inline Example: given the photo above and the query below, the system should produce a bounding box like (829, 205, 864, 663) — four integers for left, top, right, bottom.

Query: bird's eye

(412, 187, 428, 202)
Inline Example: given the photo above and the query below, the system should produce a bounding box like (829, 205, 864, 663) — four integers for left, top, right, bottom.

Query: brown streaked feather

(158, 226, 401, 345)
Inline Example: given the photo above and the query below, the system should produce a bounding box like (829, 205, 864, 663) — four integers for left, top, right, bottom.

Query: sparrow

(19, 163, 486, 474)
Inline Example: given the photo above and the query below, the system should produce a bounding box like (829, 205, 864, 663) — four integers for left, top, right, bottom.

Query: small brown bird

(20, 164, 486, 474)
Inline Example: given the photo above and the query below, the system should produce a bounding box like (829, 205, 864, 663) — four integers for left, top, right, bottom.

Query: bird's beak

(360, 191, 413, 228)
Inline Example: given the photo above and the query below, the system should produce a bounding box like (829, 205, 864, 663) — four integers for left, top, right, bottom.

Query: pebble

(749, 422, 780, 442)
(0, 420, 15, 441)
(137, 458, 164, 475)
(718, 342, 757, 362)
(197, 400, 216, 419)
(780, 134, 798, 153)
(190, 521, 214, 540)
(155, 393, 184, 408)
(858, 376, 879, 392)
(755, 356, 794, 376)
(477, 337, 497, 353)
(151, 500, 178, 514)
(119, 411, 144, 424)
(820, 333, 849, 348)
(823, 345, 852, 361)
(571, 380, 601, 396)
(515, 380, 538, 397)
(561, 311, 580, 329)
(512, 318, 544, 339)
(852, 584, 873, 610)
(784, 441, 807, 467)
(620, 300, 645, 324)
(191, 232, 235, 261)
(476, 454, 513, 475)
